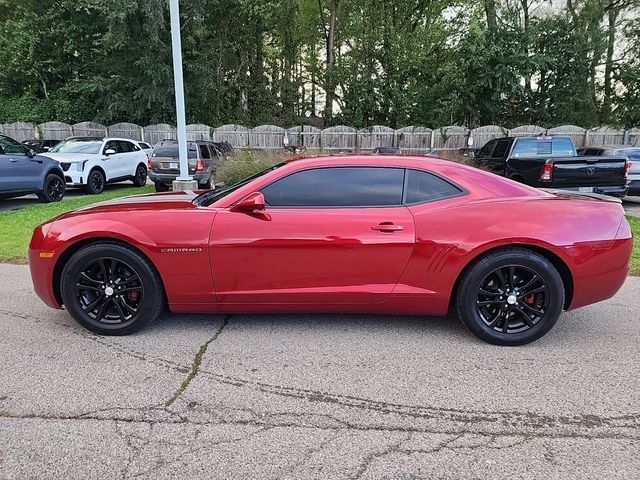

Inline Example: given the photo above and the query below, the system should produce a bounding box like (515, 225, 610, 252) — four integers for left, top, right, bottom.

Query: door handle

(9, 159, 19, 163)
(372, 223, 404, 232)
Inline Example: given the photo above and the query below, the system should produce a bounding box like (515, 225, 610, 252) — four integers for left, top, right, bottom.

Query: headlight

(75, 161, 87, 172)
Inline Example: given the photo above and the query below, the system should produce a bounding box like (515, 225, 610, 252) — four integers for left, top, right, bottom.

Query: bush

(216, 150, 285, 185)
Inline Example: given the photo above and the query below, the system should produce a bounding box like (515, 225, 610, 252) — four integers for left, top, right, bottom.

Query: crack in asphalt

(164, 315, 230, 407)
(3, 307, 640, 444)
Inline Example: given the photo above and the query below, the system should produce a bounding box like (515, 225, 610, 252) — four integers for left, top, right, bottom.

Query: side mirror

(27, 148, 36, 158)
(105, 148, 116, 156)
(232, 192, 265, 212)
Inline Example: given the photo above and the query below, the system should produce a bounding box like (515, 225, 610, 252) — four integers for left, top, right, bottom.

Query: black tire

(84, 169, 106, 194)
(60, 242, 165, 335)
(154, 182, 170, 192)
(37, 174, 65, 203)
(132, 164, 148, 186)
(199, 171, 214, 190)
(455, 247, 564, 346)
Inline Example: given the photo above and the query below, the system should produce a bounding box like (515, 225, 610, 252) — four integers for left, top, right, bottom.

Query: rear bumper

(565, 217, 633, 310)
(149, 172, 209, 184)
(626, 179, 640, 196)
(553, 185, 628, 198)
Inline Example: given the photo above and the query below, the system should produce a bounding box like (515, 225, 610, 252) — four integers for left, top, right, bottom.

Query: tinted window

(0, 136, 26, 155)
(139, 142, 151, 149)
(104, 140, 120, 153)
(152, 144, 197, 159)
(262, 167, 404, 207)
(199, 144, 210, 159)
(491, 140, 510, 158)
(405, 170, 462, 204)
(477, 141, 495, 158)
(117, 141, 136, 153)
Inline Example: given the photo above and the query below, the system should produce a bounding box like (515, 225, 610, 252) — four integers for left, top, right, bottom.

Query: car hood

(43, 153, 98, 163)
(69, 190, 204, 215)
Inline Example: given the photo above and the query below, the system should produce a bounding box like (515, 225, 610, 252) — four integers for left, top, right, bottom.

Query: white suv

(44, 137, 148, 194)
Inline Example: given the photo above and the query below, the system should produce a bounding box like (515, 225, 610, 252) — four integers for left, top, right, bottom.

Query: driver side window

(477, 141, 495, 158)
(0, 136, 27, 155)
(103, 141, 119, 154)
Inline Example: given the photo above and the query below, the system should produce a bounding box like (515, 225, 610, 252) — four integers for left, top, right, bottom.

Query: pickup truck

(474, 136, 629, 197)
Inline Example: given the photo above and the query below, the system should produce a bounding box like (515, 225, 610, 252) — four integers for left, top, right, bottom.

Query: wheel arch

(450, 243, 574, 311)
(52, 237, 167, 307)
(88, 164, 107, 180)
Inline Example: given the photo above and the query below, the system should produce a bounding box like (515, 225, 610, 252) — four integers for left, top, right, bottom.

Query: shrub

(216, 150, 285, 185)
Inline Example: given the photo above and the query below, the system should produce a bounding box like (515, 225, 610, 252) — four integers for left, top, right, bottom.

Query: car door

(101, 140, 125, 180)
(0, 136, 42, 191)
(117, 140, 143, 177)
(484, 139, 511, 175)
(210, 166, 415, 304)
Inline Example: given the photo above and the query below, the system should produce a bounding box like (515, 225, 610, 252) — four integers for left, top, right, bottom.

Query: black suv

(22, 139, 60, 153)
(148, 140, 232, 192)
(0, 134, 66, 202)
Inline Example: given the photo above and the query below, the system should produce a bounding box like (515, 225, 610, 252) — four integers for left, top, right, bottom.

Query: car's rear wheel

(132, 164, 147, 186)
(154, 182, 170, 192)
(84, 169, 105, 194)
(456, 248, 564, 345)
(37, 174, 65, 203)
(60, 243, 164, 335)
(199, 172, 214, 190)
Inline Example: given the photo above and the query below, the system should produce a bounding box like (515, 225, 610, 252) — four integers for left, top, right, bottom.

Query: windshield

(50, 140, 103, 154)
(194, 162, 285, 207)
(616, 149, 640, 160)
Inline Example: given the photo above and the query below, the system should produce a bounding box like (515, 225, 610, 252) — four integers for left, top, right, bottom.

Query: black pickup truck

(474, 136, 629, 197)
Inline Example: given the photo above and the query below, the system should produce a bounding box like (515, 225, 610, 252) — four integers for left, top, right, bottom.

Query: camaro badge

(161, 248, 202, 253)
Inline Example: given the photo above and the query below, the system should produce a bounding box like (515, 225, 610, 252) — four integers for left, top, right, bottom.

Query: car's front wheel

(84, 169, 106, 194)
(456, 248, 564, 346)
(60, 243, 164, 335)
(37, 174, 65, 203)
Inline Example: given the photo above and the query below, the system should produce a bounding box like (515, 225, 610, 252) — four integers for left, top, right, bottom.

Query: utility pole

(169, 0, 197, 191)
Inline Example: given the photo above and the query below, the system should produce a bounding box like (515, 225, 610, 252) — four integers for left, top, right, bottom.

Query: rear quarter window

(404, 169, 463, 204)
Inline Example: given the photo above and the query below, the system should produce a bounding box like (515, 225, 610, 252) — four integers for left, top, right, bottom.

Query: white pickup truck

(44, 137, 149, 194)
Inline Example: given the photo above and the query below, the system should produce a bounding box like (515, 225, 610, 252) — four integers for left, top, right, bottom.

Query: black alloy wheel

(61, 243, 164, 335)
(456, 247, 564, 345)
(85, 169, 106, 194)
(475, 265, 549, 334)
(38, 174, 65, 203)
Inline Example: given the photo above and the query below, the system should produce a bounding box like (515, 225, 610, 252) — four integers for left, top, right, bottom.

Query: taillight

(196, 159, 204, 171)
(625, 160, 632, 178)
(147, 158, 152, 169)
(539, 160, 553, 182)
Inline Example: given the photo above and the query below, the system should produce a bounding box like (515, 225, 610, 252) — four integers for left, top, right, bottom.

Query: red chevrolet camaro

(29, 155, 632, 345)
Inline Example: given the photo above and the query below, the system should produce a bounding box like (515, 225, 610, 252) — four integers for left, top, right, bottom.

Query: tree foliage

(0, 0, 638, 128)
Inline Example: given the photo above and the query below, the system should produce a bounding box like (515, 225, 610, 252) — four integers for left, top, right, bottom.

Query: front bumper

(62, 170, 85, 186)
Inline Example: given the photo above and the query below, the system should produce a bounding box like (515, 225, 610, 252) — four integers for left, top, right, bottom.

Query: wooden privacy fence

(1, 121, 639, 152)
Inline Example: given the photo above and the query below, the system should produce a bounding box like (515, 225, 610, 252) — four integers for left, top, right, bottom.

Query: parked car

(21, 139, 60, 153)
(474, 135, 629, 197)
(373, 146, 401, 154)
(137, 141, 152, 157)
(577, 145, 640, 196)
(0, 134, 65, 202)
(148, 139, 227, 192)
(43, 137, 148, 194)
(29, 155, 632, 345)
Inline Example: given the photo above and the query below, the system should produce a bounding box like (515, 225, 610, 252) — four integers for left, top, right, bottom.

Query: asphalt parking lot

(1, 264, 638, 479)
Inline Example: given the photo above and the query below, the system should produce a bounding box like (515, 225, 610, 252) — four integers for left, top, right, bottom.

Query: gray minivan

(0, 134, 66, 202)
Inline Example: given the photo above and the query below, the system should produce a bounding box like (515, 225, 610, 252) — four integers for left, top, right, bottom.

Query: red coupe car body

(29, 155, 632, 318)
